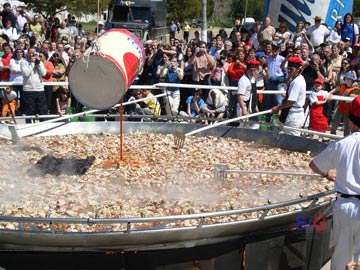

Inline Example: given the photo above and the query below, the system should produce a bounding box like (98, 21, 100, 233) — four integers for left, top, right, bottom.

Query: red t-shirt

(42, 61, 55, 82)
(227, 61, 246, 81)
(0, 53, 12, 81)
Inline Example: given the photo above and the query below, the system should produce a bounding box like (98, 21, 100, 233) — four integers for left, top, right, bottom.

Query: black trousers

(44, 85, 54, 113)
(23, 91, 48, 122)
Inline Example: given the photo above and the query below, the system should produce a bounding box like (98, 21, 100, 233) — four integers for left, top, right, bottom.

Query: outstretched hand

(346, 261, 360, 270)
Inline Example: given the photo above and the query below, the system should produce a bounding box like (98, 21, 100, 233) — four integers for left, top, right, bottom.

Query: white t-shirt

(16, 12, 31, 32)
(306, 24, 330, 47)
(4, 90, 17, 101)
(274, 30, 291, 46)
(2, 27, 18, 42)
(293, 30, 307, 48)
(237, 74, 255, 115)
(287, 74, 306, 112)
(312, 132, 360, 195)
(9, 58, 24, 83)
(250, 33, 259, 50)
(237, 74, 254, 101)
(327, 29, 341, 44)
(309, 90, 330, 105)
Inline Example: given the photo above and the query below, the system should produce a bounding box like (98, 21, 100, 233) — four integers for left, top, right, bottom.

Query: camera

(34, 59, 40, 65)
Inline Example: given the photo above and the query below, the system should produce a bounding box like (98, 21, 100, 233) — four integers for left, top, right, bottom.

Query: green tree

(25, 0, 110, 18)
(231, 0, 263, 21)
(354, 0, 360, 17)
(167, 0, 201, 22)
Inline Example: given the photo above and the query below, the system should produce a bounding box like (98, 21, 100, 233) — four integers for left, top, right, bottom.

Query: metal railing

(0, 188, 336, 233)
(214, 164, 320, 182)
(0, 81, 354, 102)
(0, 81, 349, 142)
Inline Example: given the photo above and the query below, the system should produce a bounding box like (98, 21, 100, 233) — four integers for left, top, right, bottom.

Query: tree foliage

(166, 0, 202, 21)
(24, 0, 360, 22)
(231, 0, 263, 21)
(24, 0, 110, 18)
(354, 0, 360, 17)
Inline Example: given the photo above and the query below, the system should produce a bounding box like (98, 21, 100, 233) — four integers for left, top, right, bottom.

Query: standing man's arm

(309, 160, 337, 181)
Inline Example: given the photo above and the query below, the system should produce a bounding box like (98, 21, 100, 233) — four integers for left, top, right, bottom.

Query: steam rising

(0, 133, 333, 225)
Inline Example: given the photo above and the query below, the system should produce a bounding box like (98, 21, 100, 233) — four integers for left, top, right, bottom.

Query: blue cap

(344, 71, 356, 81)
(255, 51, 267, 59)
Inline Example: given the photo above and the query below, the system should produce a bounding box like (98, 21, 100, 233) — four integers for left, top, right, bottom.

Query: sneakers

(0, 120, 5, 124)
(250, 123, 260, 129)
(242, 122, 260, 129)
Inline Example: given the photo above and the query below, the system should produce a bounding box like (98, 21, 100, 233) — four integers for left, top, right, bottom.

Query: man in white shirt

(271, 56, 306, 136)
(310, 96, 360, 270)
(15, 5, 32, 33)
(159, 55, 184, 116)
(21, 47, 48, 121)
(237, 59, 260, 118)
(306, 16, 330, 49)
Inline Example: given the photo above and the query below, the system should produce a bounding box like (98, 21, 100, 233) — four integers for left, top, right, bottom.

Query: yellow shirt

(143, 92, 160, 116)
(30, 23, 43, 36)
(184, 24, 191, 32)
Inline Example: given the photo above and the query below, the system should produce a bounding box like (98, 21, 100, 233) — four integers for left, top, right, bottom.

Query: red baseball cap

(314, 78, 324, 85)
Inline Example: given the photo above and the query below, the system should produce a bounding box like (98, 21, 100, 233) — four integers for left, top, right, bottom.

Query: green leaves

(167, 0, 201, 21)
(26, 0, 110, 18)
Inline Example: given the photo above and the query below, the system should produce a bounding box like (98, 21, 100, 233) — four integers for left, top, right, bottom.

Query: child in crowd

(330, 71, 359, 136)
(309, 78, 332, 140)
(139, 88, 161, 117)
(1, 86, 17, 124)
(179, 89, 205, 123)
(56, 86, 71, 116)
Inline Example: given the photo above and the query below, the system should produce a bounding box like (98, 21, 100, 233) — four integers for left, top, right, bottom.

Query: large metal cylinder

(69, 29, 145, 110)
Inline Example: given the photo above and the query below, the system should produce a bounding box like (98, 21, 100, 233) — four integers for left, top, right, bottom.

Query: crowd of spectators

(0, 3, 95, 122)
(126, 13, 360, 133)
(0, 2, 359, 135)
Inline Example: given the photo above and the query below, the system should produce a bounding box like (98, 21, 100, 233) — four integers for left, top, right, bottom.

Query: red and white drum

(69, 29, 145, 109)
